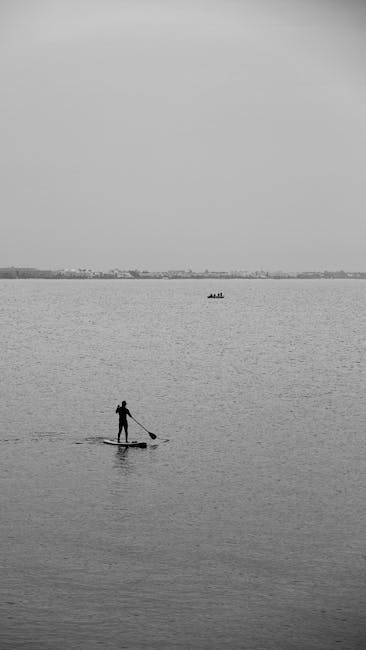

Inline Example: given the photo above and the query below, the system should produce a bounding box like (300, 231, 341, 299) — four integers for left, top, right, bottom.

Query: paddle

(131, 416, 157, 440)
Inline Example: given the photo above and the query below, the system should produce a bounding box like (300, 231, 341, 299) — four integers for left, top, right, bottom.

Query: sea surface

(0, 279, 365, 649)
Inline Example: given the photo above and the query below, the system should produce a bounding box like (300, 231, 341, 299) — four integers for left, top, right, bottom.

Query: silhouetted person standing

(116, 400, 131, 443)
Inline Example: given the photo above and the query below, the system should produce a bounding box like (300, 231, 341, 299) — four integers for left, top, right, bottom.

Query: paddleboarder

(116, 400, 132, 443)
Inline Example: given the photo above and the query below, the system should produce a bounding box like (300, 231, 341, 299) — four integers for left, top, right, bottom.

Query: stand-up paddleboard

(103, 439, 147, 448)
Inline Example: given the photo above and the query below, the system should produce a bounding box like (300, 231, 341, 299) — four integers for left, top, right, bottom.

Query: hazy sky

(1, 0, 365, 270)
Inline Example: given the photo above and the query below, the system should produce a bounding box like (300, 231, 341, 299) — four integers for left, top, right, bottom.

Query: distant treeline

(1, 267, 366, 280)
(0, 267, 57, 278)
(0, 268, 116, 279)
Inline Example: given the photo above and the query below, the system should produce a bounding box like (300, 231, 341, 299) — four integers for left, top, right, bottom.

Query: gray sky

(1, 0, 365, 271)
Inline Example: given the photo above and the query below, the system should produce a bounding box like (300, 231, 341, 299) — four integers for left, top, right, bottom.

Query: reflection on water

(1, 280, 366, 649)
(114, 446, 131, 469)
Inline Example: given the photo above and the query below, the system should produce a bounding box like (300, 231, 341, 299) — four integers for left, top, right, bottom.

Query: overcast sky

(1, 0, 365, 271)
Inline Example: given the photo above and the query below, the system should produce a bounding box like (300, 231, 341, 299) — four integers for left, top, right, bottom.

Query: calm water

(0, 279, 365, 649)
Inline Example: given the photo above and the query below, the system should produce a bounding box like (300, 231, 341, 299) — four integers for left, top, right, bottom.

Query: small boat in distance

(208, 292, 224, 299)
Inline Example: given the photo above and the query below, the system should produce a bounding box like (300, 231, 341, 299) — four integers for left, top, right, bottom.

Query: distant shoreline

(1, 268, 366, 280)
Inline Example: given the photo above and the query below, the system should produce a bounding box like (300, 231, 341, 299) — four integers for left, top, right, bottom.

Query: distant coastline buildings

(0, 267, 366, 280)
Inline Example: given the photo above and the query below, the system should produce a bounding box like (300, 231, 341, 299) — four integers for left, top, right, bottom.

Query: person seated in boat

(116, 400, 132, 443)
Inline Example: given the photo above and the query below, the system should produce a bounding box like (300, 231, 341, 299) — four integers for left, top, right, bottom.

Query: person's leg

(118, 421, 122, 443)
(124, 421, 128, 443)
